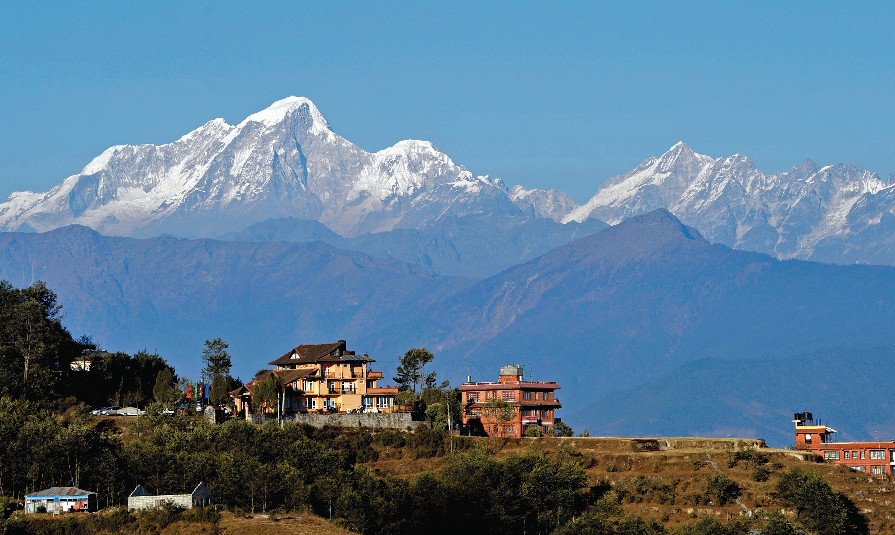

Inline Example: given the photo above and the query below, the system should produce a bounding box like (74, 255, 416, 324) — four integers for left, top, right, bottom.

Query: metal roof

(26, 487, 96, 498)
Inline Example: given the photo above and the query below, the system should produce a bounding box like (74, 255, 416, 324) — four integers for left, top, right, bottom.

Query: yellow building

(231, 340, 398, 418)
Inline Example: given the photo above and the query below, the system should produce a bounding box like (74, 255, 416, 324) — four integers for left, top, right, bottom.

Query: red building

(458, 365, 561, 438)
(794, 412, 895, 476)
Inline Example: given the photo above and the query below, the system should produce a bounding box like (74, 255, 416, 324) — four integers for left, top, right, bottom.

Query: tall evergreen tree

(201, 338, 232, 383)
(393, 348, 435, 393)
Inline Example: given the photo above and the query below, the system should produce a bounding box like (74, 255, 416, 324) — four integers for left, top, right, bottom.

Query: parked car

(91, 406, 121, 416)
(117, 407, 144, 416)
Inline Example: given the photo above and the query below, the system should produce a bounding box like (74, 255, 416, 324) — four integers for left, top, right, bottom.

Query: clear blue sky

(1, 1, 893, 204)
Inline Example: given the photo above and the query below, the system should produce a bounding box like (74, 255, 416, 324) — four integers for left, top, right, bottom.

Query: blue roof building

(25, 487, 97, 514)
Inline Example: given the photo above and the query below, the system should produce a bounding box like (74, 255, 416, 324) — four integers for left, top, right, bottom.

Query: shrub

(0, 496, 12, 520)
(409, 428, 446, 459)
(704, 474, 740, 506)
(776, 468, 868, 535)
(554, 421, 574, 437)
(373, 430, 407, 448)
(524, 425, 543, 438)
(752, 465, 770, 482)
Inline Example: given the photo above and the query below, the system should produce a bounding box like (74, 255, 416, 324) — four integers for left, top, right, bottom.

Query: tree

(153, 368, 177, 404)
(483, 397, 516, 450)
(210, 374, 230, 406)
(554, 421, 574, 437)
(252, 374, 285, 422)
(0, 280, 85, 400)
(395, 389, 418, 411)
(393, 348, 435, 393)
(201, 338, 232, 383)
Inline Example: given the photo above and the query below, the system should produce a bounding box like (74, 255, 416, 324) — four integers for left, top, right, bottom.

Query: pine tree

(201, 338, 232, 383)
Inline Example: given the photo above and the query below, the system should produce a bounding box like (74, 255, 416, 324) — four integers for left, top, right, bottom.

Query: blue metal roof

(26, 487, 95, 498)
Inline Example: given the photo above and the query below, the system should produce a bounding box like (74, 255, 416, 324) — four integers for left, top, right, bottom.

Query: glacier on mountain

(0, 97, 577, 238)
(565, 142, 895, 264)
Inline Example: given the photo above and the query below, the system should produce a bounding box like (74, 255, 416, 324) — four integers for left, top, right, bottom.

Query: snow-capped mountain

(0, 97, 575, 238)
(565, 142, 895, 264)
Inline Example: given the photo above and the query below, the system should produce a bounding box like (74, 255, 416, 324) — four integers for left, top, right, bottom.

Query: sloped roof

(129, 485, 149, 497)
(268, 341, 345, 366)
(27, 487, 96, 497)
(268, 340, 374, 366)
(232, 368, 320, 397)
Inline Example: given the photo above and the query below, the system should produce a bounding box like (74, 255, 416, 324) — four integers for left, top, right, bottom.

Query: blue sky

(1, 1, 893, 203)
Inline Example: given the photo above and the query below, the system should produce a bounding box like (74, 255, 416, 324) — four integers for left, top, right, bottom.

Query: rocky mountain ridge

(0, 97, 576, 239)
(4, 98, 895, 267)
(565, 142, 895, 264)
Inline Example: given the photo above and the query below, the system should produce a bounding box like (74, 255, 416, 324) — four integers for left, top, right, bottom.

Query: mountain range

(4, 96, 895, 441)
(2, 210, 894, 441)
(3, 97, 895, 274)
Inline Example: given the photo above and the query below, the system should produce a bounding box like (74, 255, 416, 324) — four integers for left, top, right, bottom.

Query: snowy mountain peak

(240, 96, 332, 135)
(0, 97, 575, 238)
(80, 145, 127, 175)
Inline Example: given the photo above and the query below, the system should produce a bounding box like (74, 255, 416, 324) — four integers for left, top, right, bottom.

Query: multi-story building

(230, 340, 397, 418)
(794, 412, 895, 476)
(458, 365, 561, 438)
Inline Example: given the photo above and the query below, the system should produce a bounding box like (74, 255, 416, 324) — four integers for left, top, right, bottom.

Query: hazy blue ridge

(219, 214, 609, 278)
(578, 347, 895, 448)
(2, 209, 895, 438)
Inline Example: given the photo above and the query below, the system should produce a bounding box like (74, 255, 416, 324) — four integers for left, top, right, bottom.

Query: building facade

(458, 365, 561, 438)
(794, 412, 895, 476)
(230, 340, 398, 418)
(128, 483, 213, 511)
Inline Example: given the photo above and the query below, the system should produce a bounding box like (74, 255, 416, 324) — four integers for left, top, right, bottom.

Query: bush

(752, 465, 770, 482)
(409, 428, 446, 459)
(524, 425, 543, 438)
(704, 474, 740, 506)
(776, 468, 868, 535)
(373, 430, 407, 448)
(554, 421, 574, 437)
(0, 496, 12, 520)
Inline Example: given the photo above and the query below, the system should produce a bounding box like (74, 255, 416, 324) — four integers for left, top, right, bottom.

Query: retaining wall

(250, 412, 425, 430)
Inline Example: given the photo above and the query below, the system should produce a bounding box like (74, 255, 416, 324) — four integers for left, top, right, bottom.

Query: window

(468, 409, 481, 417)
(804, 434, 812, 443)
(502, 425, 515, 435)
(377, 396, 391, 408)
(852, 451, 858, 459)
(844, 451, 850, 460)
(541, 410, 550, 418)
(824, 450, 840, 460)
(521, 409, 533, 417)
(535, 392, 541, 400)
(467, 393, 479, 403)
(870, 450, 885, 460)
(522, 391, 532, 400)
(861, 450, 866, 459)
(308, 398, 317, 409)
(328, 381, 336, 394)
(871, 465, 885, 475)
(302, 379, 314, 391)
(502, 391, 514, 401)
(363, 396, 374, 408)
(284, 398, 291, 409)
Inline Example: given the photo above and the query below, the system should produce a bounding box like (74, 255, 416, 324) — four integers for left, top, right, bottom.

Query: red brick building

(458, 365, 561, 438)
(794, 412, 895, 476)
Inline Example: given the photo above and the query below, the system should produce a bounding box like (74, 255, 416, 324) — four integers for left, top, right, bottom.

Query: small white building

(128, 483, 213, 511)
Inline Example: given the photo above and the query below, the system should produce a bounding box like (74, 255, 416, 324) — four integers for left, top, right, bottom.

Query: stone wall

(250, 412, 425, 430)
(128, 494, 193, 511)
